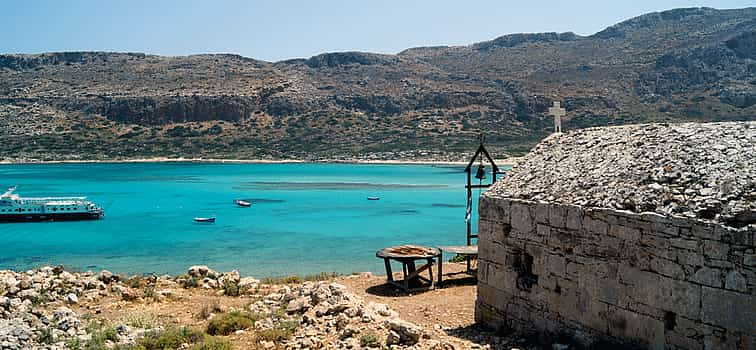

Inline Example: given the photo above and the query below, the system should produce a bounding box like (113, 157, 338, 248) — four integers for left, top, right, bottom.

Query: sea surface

(0, 162, 504, 277)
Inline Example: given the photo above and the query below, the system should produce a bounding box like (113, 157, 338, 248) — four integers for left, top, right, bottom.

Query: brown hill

(1, 7, 754, 161)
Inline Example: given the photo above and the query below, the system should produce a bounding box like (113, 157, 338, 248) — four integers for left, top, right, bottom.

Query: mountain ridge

(1, 7, 754, 161)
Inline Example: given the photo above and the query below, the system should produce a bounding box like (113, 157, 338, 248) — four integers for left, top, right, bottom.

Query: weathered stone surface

(486, 122, 756, 228)
(701, 286, 755, 333)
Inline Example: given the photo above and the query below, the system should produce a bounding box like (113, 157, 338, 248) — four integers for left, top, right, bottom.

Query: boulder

(218, 270, 240, 285)
(65, 293, 78, 305)
(238, 277, 259, 292)
(95, 270, 114, 284)
(286, 297, 310, 314)
(387, 319, 423, 345)
(188, 265, 216, 277)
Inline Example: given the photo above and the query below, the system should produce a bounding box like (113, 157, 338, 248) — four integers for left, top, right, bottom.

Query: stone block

(745, 253, 756, 267)
(649, 256, 685, 279)
(584, 214, 609, 236)
(479, 196, 511, 224)
(692, 266, 723, 288)
(606, 305, 665, 350)
(677, 250, 704, 268)
(619, 267, 701, 319)
(609, 224, 641, 242)
(511, 202, 535, 235)
(702, 286, 755, 333)
(478, 219, 495, 242)
(565, 205, 583, 231)
(549, 204, 567, 228)
(691, 222, 719, 240)
(724, 270, 747, 292)
(478, 240, 506, 266)
(545, 254, 566, 277)
(536, 224, 550, 238)
(703, 240, 730, 260)
(669, 237, 700, 251)
(717, 225, 750, 245)
(486, 261, 519, 294)
(535, 202, 550, 224)
(665, 332, 703, 350)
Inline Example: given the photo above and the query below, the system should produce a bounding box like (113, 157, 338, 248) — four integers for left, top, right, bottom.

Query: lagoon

(0, 162, 502, 277)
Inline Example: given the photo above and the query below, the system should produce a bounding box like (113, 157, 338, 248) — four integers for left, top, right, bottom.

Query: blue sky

(1, 0, 752, 61)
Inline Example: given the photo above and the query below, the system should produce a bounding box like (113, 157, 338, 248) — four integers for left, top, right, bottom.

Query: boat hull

(0, 212, 103, 223)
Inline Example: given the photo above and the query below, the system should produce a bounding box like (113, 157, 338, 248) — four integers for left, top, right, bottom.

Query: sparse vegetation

(221, 281, 240, 297)
(359, 331, 381, 347)
(117, 312, 157, 329)
(39, 327, 55, 344)
(198, 302, 223, 320)
(206, 311, 260, 335)
(257, 320, 299, 342)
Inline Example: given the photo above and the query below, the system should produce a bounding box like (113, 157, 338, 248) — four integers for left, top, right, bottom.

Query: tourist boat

(234, 199, 251, 207)
(0, 186, 104, 223)
(367, 197, 380, 201)
(194, 217, 216, 223)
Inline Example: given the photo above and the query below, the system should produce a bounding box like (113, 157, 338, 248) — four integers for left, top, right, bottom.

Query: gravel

(487, 121, 756, 227)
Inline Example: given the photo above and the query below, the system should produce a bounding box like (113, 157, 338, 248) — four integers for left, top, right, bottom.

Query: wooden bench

(437, 245, 478, 285)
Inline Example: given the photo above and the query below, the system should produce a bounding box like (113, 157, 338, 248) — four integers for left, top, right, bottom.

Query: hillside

(1, 7, 754, 161)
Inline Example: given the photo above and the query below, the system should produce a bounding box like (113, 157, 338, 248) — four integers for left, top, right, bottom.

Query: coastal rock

(218, 270, 240, 285)
(188, 265, 216, 278)
(95, 270, 114, 284)
(238, 277, 260, 292)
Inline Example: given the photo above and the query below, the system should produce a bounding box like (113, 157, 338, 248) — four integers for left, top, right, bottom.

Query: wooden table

(376, 245, 441, 292)
(437, 245, 478, 285)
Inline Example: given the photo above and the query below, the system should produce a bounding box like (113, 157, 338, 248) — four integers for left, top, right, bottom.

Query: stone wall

(476, 196, 755, 350)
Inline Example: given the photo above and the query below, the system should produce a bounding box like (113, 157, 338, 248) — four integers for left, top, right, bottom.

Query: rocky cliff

(1, 7, 754, 161)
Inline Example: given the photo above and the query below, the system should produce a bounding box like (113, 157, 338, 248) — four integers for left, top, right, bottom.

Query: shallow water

(0, 162, 503, 277)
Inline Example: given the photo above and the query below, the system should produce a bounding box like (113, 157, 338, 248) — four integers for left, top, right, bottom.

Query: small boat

(194, 217, 216, 223)
(234, 199, 251, 207)
(367, 197, 380, 201)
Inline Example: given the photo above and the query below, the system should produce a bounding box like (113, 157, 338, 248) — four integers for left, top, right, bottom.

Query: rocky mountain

(0, 7, 754, 161)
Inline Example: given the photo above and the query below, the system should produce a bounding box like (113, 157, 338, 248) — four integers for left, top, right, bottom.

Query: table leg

(384, 258, 393, 282)
(427, 258, 434, 288)
(437, 252, 443, 286)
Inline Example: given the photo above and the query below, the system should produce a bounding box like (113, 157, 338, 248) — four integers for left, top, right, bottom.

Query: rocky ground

(0, 264, 545, 350)
(488, 121, 756, 228)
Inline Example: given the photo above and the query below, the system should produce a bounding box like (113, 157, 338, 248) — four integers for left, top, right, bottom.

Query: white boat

(234, 199, 251, 207)
(0, 186, 104, 223)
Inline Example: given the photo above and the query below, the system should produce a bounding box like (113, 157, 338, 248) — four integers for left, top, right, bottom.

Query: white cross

(548, 101, 565, 133)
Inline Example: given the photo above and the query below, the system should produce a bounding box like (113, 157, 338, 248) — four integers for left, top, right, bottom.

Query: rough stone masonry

(476, 122, 755, 349)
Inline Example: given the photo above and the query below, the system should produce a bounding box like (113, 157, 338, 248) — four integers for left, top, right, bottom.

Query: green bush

(39, 327, 55, 344)
(206, 311, 259, 335)
(359, 332, 380, 347)
(183, 277, 200, 288)
(188, 336, 233, 350)
(135, 327, 204, 350)
(257, 320, 298, 342)
(222, 281, 240, 297)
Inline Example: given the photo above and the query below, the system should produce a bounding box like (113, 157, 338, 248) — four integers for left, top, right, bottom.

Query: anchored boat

(234, 199, 251, 207)
(0, 187, 104, 223)
(194, 216, 216, 223)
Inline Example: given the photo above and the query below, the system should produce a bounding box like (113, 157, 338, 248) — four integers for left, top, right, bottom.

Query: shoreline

(0, 157, 519, 166)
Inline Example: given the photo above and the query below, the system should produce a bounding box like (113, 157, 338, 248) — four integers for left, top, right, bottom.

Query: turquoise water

(0, 163, 501, 277)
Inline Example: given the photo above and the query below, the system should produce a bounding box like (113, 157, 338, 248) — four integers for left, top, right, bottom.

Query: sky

(1, 0, 753, 62)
